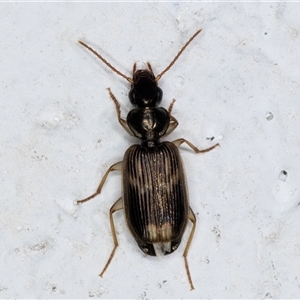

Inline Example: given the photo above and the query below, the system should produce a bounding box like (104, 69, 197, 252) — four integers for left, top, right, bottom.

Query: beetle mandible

(77, 29, 219, 290)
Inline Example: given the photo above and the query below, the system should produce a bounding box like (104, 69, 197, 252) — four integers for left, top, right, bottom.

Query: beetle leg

(107, 87, 134, 136)
(99, 197, 123, 277)
(77, 161, 122, 204)
(172, 138, 220, 153)
(167, 98, 176, 114)
(165, 115, 179, 136)
(183, 206, 196, 290)
(164, 99, 179, 136)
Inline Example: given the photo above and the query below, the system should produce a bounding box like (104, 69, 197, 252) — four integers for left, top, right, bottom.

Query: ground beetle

(77, 29, 219, 290)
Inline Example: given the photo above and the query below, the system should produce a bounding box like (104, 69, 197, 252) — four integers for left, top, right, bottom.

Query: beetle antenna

(78, 40, 134, 84)
(155, 29, 202, 82)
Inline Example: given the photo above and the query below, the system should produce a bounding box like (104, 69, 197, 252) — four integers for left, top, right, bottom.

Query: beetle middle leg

(99, 197, 123, 277)
(77, 161, 122, 204)
(172, 138, 220, 153)
(183, 207, 197, 290)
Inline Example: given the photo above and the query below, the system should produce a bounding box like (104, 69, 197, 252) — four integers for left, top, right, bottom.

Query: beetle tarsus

(99, 197, 123, 277)
(183, 207, 197, 290)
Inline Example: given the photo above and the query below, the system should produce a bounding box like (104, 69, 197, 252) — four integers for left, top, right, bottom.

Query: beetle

(77, 29, 219, 290)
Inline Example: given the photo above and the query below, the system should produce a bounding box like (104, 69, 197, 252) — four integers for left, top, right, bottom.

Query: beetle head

(129, 68, 163, 108)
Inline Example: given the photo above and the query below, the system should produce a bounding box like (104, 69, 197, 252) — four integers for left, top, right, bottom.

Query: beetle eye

(129, 89, 136, 105)
(156, 87, 163, 105)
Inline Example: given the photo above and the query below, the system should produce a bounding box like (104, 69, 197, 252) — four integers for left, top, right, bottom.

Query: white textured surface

(1, 2, 300, 298)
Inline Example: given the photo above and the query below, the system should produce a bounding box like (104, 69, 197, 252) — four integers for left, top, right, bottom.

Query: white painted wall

(1, 2, 300, 298)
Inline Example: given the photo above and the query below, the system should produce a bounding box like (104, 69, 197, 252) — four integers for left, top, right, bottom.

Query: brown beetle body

(77, 29, 219, 290)
(124, 141, 188, 256)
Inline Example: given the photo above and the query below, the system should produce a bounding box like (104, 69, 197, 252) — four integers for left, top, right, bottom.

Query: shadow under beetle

(77, 29, 219, 290)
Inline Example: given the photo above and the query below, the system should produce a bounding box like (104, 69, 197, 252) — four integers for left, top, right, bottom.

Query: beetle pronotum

(77, 29, 219, 290)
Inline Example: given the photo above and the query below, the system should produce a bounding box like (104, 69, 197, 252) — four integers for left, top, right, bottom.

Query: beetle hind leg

(183, 206, 196, 290)
(99, 197, 124, 277)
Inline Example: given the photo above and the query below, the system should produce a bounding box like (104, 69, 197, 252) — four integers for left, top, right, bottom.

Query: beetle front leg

(165, 115, 179, 136)
(99, 197, 123, 277)
(183, 206, 197, 290)
(172, 138, 219, 153)
(77, 161, 122, 204)
(165, 99, 179, 136)
(107, 88, 134, 136)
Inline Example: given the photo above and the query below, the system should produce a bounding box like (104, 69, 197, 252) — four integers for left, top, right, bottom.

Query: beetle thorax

(127, 107, 170, 146)
(142, 108, 156, 140)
